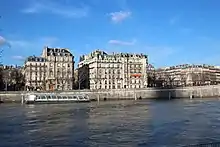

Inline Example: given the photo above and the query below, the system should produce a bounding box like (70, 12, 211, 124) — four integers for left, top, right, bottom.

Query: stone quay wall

(1, 85, 220, 103)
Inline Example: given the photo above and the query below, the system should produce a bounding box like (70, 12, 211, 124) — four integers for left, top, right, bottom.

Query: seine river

(1, 99, 220, 147)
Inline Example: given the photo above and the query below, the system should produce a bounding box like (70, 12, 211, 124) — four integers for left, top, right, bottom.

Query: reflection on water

(1, 99, 220, 146)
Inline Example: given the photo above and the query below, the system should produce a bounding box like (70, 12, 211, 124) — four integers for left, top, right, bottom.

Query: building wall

(24, 47, 74, 91)
(24, 57, 47, 91)
(155, 64, 220, 87)
(78, 50, 148, 90)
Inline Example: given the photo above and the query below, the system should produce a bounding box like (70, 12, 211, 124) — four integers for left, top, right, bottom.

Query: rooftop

(25, 56, 46, 62)
(156, 64, 220, 71)
(80, 49, 148, 62)
(45, 46, 73, 56)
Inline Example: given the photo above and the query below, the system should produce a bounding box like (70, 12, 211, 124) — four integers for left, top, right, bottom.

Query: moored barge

(23, 93, 90, 104)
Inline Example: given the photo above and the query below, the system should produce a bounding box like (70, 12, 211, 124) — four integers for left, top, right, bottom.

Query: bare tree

(147, 72, 156, 87)
(200, 72, 211, 85)
(0, 68, 5, 90)
(10, 68, 25, 90)
(78, 71, 88, 89)
(180, 74, 187, 87)
(2, 69, 10, 91)
(78, 65, 89, 89)
(163, 72, 176, 88)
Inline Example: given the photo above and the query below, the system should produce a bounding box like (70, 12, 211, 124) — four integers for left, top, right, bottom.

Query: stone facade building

(24, 56, 47, 91)
(24, 46, 74, 91)
(154, 64, 220, 87)
(78, 50, 148, 90)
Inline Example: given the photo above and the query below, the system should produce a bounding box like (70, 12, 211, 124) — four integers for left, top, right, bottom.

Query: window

(132, 79, 135, 84)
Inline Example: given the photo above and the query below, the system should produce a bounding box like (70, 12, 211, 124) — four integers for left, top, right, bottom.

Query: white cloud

(9, 36, 59, 49)
(169, 16, 179, 25)
(108, 39, 136, 46)
(0, 36, 11, 48)
(0, 36, 6, 44)
(108, 11, 131, 23)
(11, 55, 26, 61)
(9, 40, 32, 48)
(22, 0, 89, 18)
(7, 36, 59, 62)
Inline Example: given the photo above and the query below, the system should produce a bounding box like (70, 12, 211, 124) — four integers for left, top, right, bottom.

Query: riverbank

(0, 85, 220, 103)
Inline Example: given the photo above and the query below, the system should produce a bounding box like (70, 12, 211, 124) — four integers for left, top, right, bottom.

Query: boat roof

(26, 93, 87, 96)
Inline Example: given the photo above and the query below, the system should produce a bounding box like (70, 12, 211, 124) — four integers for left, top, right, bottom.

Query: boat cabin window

(68, 96, 72, 99)
(73, 96, 77, 99)
(79, 96, 83, 99)
(57, 96, 62, 99)
(41, 96, 46, 99)
(63, 96, 68, 99)
(52, 95, 57, 99)
(38, 96, 45, 99)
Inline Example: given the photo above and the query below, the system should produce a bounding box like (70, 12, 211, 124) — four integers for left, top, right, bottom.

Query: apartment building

(24, 46, 74, 91)
(24, 56, 47, 91)
(155, 64, 220, 87)
(78, 50, 148, 90)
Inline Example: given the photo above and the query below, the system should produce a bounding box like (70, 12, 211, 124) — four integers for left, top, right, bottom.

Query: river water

(1, 99, 220, 147)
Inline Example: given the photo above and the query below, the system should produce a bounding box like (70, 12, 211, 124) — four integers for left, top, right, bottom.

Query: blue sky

(0, 0, 220, 67)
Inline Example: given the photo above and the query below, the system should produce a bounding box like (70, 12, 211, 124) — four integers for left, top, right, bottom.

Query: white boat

(24, 93, 90, 104)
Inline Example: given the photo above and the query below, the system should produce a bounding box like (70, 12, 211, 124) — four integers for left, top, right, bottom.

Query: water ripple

(1, 99, 220, 146)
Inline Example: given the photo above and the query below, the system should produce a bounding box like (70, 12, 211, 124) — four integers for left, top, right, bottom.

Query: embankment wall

(0, 85, 220, 103)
